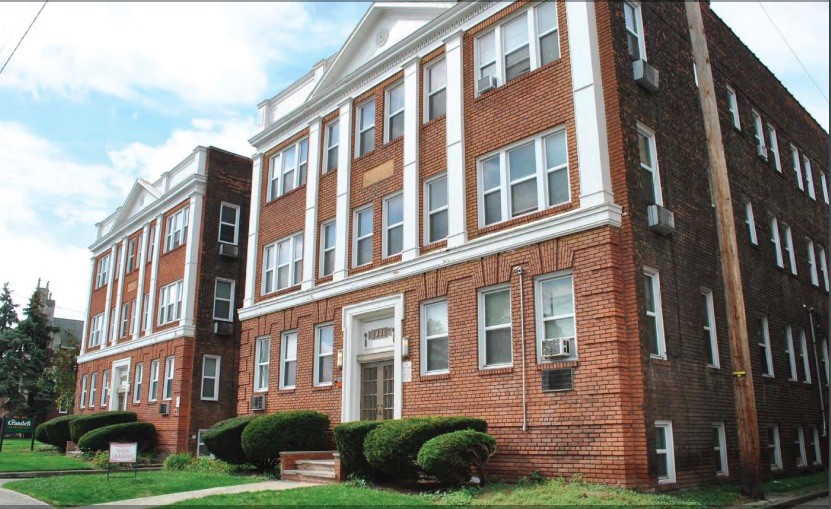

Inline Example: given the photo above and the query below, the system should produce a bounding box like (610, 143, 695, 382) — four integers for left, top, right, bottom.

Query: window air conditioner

(647, 204, 675, 236)
(214, 321, 234, 336)
(633, 60, 659, 92)
(477, 75, 498, 94)
(250, 395, 265, 411)
(756, 144, 768, 160)
(159, 403, 170, 415)
(218, 243, 239, 258)
(541, 338, 572, 359)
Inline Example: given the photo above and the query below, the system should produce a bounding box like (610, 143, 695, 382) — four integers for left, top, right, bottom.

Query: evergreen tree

(0, 328, 42, 415)
(0, 282, 18, 331)
(18, 288, 56, 350)
(43, 333, 79, 413)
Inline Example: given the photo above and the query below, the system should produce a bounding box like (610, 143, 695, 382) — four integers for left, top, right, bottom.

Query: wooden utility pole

(685, 1, 764, 499)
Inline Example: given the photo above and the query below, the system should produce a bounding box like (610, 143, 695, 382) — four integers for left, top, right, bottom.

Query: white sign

(402, 361, 412, 383)
(109, 442, 137, 463)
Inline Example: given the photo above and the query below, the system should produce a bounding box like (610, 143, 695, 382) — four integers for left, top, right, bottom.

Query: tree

(0, 328, 44, 415)
(18, 288, 56, 351)
(0, 282, 18, 331)
(43, 333, 79, 413)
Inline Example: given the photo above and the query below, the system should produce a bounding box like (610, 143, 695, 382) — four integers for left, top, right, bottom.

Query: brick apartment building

(75, 147, 251, 454)
(233, 1, 829, 489)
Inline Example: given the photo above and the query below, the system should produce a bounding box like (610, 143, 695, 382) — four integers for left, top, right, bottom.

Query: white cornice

(238, 203, 623, 321)
(77, 325, 195, 364)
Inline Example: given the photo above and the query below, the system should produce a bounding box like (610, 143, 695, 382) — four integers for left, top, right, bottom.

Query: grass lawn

(4, 471, 259, 506)
(0, 439, 90, 472)
(169, 484, 429, 506)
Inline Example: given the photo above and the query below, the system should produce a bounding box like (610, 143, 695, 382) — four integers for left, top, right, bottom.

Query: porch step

(282, 469, 337, 484)
(294, 459, 335, 473)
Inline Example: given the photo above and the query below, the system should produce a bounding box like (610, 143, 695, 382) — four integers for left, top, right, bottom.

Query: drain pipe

(515, 266, 528, 432)
(805, 305, 827, 437)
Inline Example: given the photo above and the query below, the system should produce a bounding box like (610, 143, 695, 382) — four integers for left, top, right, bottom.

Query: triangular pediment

(111, 179, 161, 231)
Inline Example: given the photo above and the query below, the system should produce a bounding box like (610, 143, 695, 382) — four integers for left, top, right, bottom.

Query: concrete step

(282, 469, 337, 484)
(294, 459, 335, 473)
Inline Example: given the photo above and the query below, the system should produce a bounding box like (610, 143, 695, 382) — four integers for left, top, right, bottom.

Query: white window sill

(479, 363, 513, 371)
(716, 472, 729, 477)
(650, 354, 667, 361)
(200, 397, 219, 402)
(658, 477, 676, 485)
(421, 370, 450, 377)
(253, 388, 269, 394)
(706, 364, 720, 369)
(313, 382, 334, 388)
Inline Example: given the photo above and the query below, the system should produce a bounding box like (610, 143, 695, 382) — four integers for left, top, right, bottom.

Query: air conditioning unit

(214, 321, 234, 336)
(647, 204, 675, 236)
(541, 338, 572, 359)
(159, 403, 170, 415)
(477, 75, 498, 94)
(250, 395, 265, 411)
(218, 243, 239, 258)
(633, 59, 659, 92)
(756, 144, 768, 160)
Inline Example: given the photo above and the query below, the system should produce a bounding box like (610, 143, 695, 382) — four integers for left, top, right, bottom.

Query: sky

(0, 2, 828, 322)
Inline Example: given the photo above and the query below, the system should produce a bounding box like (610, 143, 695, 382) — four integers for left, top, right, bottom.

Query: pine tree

(0, 282, 18, 331)
(0, 328, 42, 415)
(18, 288, 56, 350)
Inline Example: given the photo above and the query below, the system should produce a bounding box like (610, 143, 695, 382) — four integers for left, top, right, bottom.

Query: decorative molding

(77, 325, 195, 364)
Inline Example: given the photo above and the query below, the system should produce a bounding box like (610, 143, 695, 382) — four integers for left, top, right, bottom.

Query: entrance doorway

(111, 361, 130, 411)
(360, 361, 394, 420)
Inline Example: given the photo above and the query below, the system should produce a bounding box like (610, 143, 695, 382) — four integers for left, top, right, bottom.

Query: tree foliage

(0, 282, 18, 332)
(45, 334, 79, 413)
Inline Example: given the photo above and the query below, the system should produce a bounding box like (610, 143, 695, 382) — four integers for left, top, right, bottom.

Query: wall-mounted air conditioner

(218, 243, 239, 258)
(477, 75, 498, 94)
(647, 204, 675, 236)
(159, 403, 170, 415)
(250, 395, 265, 411)
(541, 337, 572, 359)
(633, 60, 659, 93)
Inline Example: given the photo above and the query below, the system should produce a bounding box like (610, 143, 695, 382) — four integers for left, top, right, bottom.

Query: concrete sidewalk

(0, 478, 51, 506)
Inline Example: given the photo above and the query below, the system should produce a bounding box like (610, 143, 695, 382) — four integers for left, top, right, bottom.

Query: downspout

(805, 306, 827, 437)
(515, 266, 528, 432)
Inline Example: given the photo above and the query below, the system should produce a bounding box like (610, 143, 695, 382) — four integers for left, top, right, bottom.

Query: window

(89, 313, 104, 347)
(810, 426, 822, 465)
(783, 225, 797, 275)
(268, 138, 309, 200)
(320, 220, 336, 277)
(383, 193, 404, 258)
(637, 124, 663, 205)
(785, 326, 798, 381)
(157, 280, 183, 325)
(80, 375, 88, 409)
(95, 255, 110, 288)
(794, 425, 807, 467)
(219, 203, 240, 245)
(752, 110, 766, 158)
(324, 120, 339, 173)
(425, 175, 448, 244)
(768, 425, 783, 470)
(819, 246, 829, 291)
(477, 31, 496, 82)
(354, 206, 373, 267)
(714, 422, 728, 476)
(141, 293, 150, 332)
(791, 145, 804, 190)
(701, 288, 719, 368)
(536, 1, 560, 65)
(425, 59, 446, 121)
(109, 306, 117, 342)
(803, 156, 816, 200)
(133, 363, 143, 403)
(758, 316, 774, 377)
(726, 85, 741, 130)
(821, 171, 829, 204)
(201, 355, 220, 401)
(213, 279, 235, 321)
(126, 239, 136, 272)
(130, 298, 138, 336)
(421, 299, 449, 374)
(644, 268, 666, 359)
(385, 83, 404, 142)
(744, 201, 758, 245)
(478, 286, 512, 368)
(823, 340, 830, 386)
(535, 273, 576, 362)
(766, 125, 781, 172)
(120, 301, 130, 338)
(314, 324, 334, 386)
(808, 239, 819, 286)
(197, 429, 213, 459)
(164, 207, 189, 252)
(502, 16, 530, 81)
(770, 217, 784, 268)
(101, 370, 110, 407)
(356, 100, 375, 156)
(163, 356, 174, 400)
(263, 233, 303, 294)
(280, 331, 297, 389)
(479, 129, 569, 226)
(655, 421, 676, 484)
(254, 336, 270, 392)
(89, 372, 97, 408)
(624, 1, 646, 60)
(799, 329, 811, 383)
(114, 246, 121, 280)
(147, 225, 156, 264)
(149, 359, 160, 402)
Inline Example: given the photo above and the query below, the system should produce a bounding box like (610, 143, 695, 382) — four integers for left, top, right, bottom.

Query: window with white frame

(425, 59, 446, 122)
(110, 306, 117, 341)
(319, 220, 336, 277)
(821, 171, 829, 204)
(810, 426, 822, 465)
(536, 1, 559, 65)
(808, 239, 819, 286)
(164, 207, 189, 252)
(213, 278, 234, 321)
(385, 83, 404, 142)
(315, 324, 334, 386)
(130, 298, 138, 336)
(479, 128, 569, 226)
(383, 193, 404, 258)
(744, 201, 758, 245)
(95, 255, 110, 288)
(794, 425, 807, 467)
(766, 125, 781, 172)
(163, 356, 174, 400)
(624, 1, 645, 60)
(714, 422, 728, 476)
(785, 326, 798, 381)
(201, 355, 220, 401)
(197, 429, 213, 459)
(101, 370, 110, 407)
(824, 340, 830, 386)
(89, 372, 97, 408)
(637, 124, 663, 205)
(655, 421, 676, 484)
(502, 15, 530, 81)
(758, 316, 774, 377)
(126, 239, 136, 273)
(262, 233, 303, 294)
(80, 375, 88, 408)
(535, 272, 576, 362)
(157, 280, 183, 325)
(356, 99, 375, 156)
(726, 85, 741, 130)
(114, 246, 121, 280)
(799, 329, 811, 383)
(768, 424, 783, 470)
(141, 293, 150, 332)
(147, 225, 156, 264)
(149, 359, 160, 402)
(478, 286, 512, 368)
(770, 217, 784, 268)
(133, 363, 143, 403)
(89, 313, 104, 347)
(752, 110, 766, 158)
(701, 288, 719, 368)
(280, 331, 297, 389)
(425, 175, 448, 244)
(254, 336, 270, 392)
(120, 301, 130, 338)
(421, 299, 449, 374)
(791, 145, 804, 191)
(354, 205, 373, 267)
(324, 120, 339, 173)
(268, 138, 309, 200)
(58, 403, 67, 414)
(803, 156, 816, 199)
(644, 268, 666, 359)
(783, 225, 797, 275)
(819, 246, 829, 291)
(219, 203, 240, 245)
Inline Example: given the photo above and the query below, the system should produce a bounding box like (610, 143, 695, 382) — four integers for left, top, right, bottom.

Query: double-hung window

(810, 426, 822, 465)
(502, 16, 530, 81)
(535, 273, 576, 362)
(637, 124, 662, 205)
(262, 233, 303, 294)
(165, 207, 189, 252)
(254, 337, 270, 391)
(324, 120, 339, 173)
(89, 373, 97, 408)
(96, 255, 110, 288)
(752, 110, 766, 159)
(385, 83, 404, 142)
(795, 426, 808, 467)
(197, 430, 212, 459)
(319, 220, 336, 277)
(201, 355, 220, 401)
(130, 298, 138, 336)
(536, 1, 559, 65)
(157, 280, 183, 325)
(133, 363, 143, 403)
(758, 316, 774, 377)
(766, 125, 781, 172)
(268, 138, 309, 200)
(356, 100, 375, 156)
(819, 246, 829, 291)
(315, 324, 334, 386)
(425, 175, 448, 244)
(89, 313, 104, 347)
(744, 201, 758, 245)
(280, 331, 297, 389)
(147, 225, 156, 264)
(791, 145, 804, 190)
(821, 171, 829, 204)
(120, 301, 130, 338)
(126, 239, 136, 272)
(219, 203, 240, 245)
(726, 85, 741, 130)
(383, 193, 404, 258)
(799, 329, 811, 383)
(478, 286, 512, 368)
(80, 375, 88, 408)
(655, 421, 676, 484)
(803, 156, 816, 200)
(141, 293, 149, 332)
(785, 326, 798, 381)
(808, 239, 819, 286)
(701, 288, 719, 368)
(101, 370, 110, 407)
(644, 268, 666, 359)
(770, 217, 784, 268)
(149, 359, 160, 402)
(163, 356, 174, 400)
(783, 225, 797, 275)
(714, 422, 728, 476)
(114, 246, 121, 280)
(213, 279, 234, 322)
(421, 299, 449, 374)
(425, 59, 446, 121)
(354, 206, 374, 267)
(768, 424, 783, 470)
(624, 1, 645, 60)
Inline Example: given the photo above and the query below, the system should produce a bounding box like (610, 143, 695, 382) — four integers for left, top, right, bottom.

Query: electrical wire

(0, 0, 47, 78)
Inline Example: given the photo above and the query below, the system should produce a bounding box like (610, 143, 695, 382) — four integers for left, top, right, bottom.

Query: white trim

(158, 280, 184, 326)
(811, 426, 823, 465)
(423, 57, 446, 123)
(402, 58, 420, 261)
(655, 420, 676, 484)
(791, 144, 804, 191)
(726, 85, 741, 130)
(302, 119, 322, 291)
(353, 204, 374, 267)
(636, 122, 663, 206)
(623, 1, 646, 61)
(279, 330, 298, 390)
(254, 336, 271, 393)
(262, 233, 304, 295)
(803, 156, 816, 200)
(133, 362, 143, 404)
(146, 215, 163, 335)
(218, 202, 241, 245)
(148, 358, 160, 402)
(133, 225, 149, 341)
(795, 425, 807, 467)
(766, 124, 781, 172)
(112, 238, 127, 345)
(785, 326, 798, 381)
(770, 217, 784, 268)
(799, 329, 812, 384)
(424, 173, 449, 245)
(768, 424, 783, 470)
(420, 298, 449, 375)
(783, 225, 797, 275)
(89, 372, 98, 408)
(101, 370, 111, 408)
(714, 422, 729, 477)
(383, 81, 405, 144)
(744, 201, 758, 245)
(314, 323, 335, 386)
(80, 375, 88, 408)
(534, 270, 577, 363)
(759, 316, 774, 377)
(196, 429, 214, 459)
(244, 155, 263, 307)
(444, 31, 467, 248)
(108, 357, 131, 411)
(752, 109, 766, 157)
(333, 100, 353, 281)
(181, 194, 202, 328)
(701, 288, 719, 368)
(808, 239, 820, 286)
(213, 278, 236, 322)
(644, 267, 666, 360)
(320, 220, 337, 278)
(323, 119, 340, 174)
(162, 355, 175, 401)
(355, 98, 376, 157)
(382, 192, 404, 258)
(478, 284, 513, 369)
(200, 355, 221, 401)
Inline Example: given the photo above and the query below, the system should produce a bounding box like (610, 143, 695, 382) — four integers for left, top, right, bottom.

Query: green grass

(0, 438, 91, 472)
(5, 471, 258, 506)
(169, 484, 431, 506)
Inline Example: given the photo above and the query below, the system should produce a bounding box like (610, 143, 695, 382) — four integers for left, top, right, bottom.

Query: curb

(765, 490, 828, 509)
(0, 466, 162, 479)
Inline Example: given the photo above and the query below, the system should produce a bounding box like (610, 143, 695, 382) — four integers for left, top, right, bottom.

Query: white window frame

(384, 82, 405, 143)
(744, 201, 758, 245)
(791, 144, 804, 191)
(319, 220, 336, 277)
(254, 336, 271, 392)
(279, 330, 297, 390)
(314, 323, 335, 386)
(89, 372, 97, 408)
(655, 420, 676, 484)
(323, 120, 339, 174)
(200, 355, 221, 402)
(164, 207, 189, 252)
(821, 171, 829, 204)
(637, 123, 664, 206)
(785, 326, 798, 381)
(478, 285, 513, 369)
(752, 109, 766, 158)
(157, 280, 183, 325)
(197, 429, 214, 459)
(80, 374, 88, 409)
(133, 362, 143, 403)
(355, 99, 376, 157)
(89, 313, 104, 347)
(420, 298, 450, 375)
(799, 329, 812, 384)
(141, 293, 150, 332)
(162, 356, 174, 400)
(120, 301, 130, 338)
(810, 426, 822, 465)
(353, 205, 374, 267)
(213, 278, 235, 322)
(147, 225, 156, 264)
(770, 217, 784, 268)
(702, 288, 719, 368)
(726, 85, 741, 130)
(383, 192, 404, 258)
(424, 58, 447, 123)
(624, 1, 646, 61)
(808, 239, 819, 286)
(126, 239, 136, 273)
(795, 425, 807, 467)
(769, 424, 783, 470)
(644, 267, 666, 360)
(819, 246, 829, 291)
(714, 422, 729, 477)
(759, 316, 774, 377)
(267, 138, 309, 201)
(101, 370, 110, 407)
(95, 255, 110, 289)
(783, 225, 797, 275)
(424, 174, 449, 245)
(130, 298, 139, 336)
(766, 125, 781, 172)
(148, 359, 160, 402)
(262, 233, 303, 294)
(803, 156, 816, 200)
(534, 271, 577, 363)
(218, 202, 241, 245)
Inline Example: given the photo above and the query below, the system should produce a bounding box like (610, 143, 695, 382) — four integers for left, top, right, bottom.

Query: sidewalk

(0, 479, 51, 506)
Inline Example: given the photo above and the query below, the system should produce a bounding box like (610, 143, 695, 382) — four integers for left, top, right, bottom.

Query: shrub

(364, 416, 487, 480)
(417, 430, 496, 486)
(163, 452, 193, 471)
(34, 423, 49, 444)
(41, 414, 80, 450)
(77, 421, 156, 452)
(241, 410, 330, 470)
(202, 415, 257, 464)
(89, 451, 110, 469)
(70, 411, 137, 443)
(333, 420, 383, 479)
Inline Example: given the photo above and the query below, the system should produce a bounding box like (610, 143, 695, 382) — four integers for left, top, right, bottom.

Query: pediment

(111, 179, 161, 231)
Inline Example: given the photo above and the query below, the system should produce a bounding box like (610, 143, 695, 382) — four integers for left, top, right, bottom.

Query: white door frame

(341, 294, 404, 422)
(109, 357, 132, 410)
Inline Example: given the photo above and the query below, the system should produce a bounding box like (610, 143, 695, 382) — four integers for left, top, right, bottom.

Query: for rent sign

(109, 442, 138, 463)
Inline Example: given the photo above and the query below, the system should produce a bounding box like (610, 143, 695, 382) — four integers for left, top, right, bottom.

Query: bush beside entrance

(69, 411, 137, 443)
(202, 416, 256, 464)
(240, 410, 330, 470)
(76, 421, 156, 452)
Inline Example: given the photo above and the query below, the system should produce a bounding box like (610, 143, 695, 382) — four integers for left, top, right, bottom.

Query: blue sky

(0, 2, 827, 321)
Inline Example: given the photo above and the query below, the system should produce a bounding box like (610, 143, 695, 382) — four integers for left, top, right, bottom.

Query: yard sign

(107, 442, 138, 479)
(0, 415, 35, 452)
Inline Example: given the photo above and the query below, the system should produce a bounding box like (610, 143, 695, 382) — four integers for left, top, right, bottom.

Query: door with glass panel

(360, 361, 394, 421)
(114, 365, 129, 410)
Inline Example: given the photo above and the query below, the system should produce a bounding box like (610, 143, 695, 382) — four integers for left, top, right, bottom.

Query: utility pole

(684, 1, 764, 499)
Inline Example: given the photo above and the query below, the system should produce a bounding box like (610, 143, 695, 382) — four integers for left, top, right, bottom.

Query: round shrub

(34, 423, 49, 444)
(241, 410, 330, 470)
(42, 414, 81, 450)
(77, 421, 156, 452)
(364, 416, 487, 480)
(333, 420, 383, 479)
(70, 411, 137, 444)
(202, 415, 257, 464)
(417, 430, 496, 486)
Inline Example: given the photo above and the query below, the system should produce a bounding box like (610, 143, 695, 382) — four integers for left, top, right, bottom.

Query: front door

(112, 365, 129, 410)
(360, 361, 394, 421)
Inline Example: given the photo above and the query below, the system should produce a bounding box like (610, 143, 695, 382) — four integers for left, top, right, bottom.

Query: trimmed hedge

(241, 410, 330, 470)
(34, 423, 49, 444)
(202, 415, 257, 464)
(333, 420, 383, 479)
(41, 414, 81, 451)
(70, 411, 137, 443)
(77, 421, 156, 452)
(417, 430, 496, 485)
(364, 417, 487, 480)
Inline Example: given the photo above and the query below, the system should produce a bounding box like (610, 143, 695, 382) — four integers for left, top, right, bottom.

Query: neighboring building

(236, 1, 828, 489)
(75, 147, 251, 454)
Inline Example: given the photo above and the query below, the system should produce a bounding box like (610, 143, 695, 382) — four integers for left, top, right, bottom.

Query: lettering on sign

(4, 417, 33, 433)
(109, 442, 138, 463)
(365, 327, 393, 341)
(362, 160, 395, 188)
